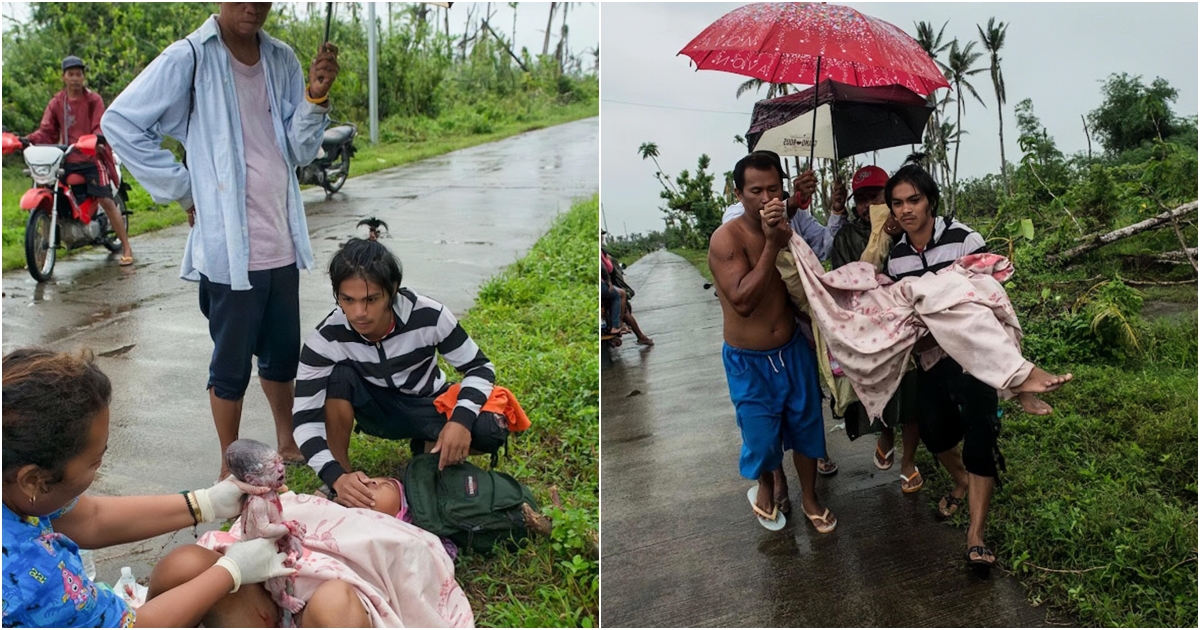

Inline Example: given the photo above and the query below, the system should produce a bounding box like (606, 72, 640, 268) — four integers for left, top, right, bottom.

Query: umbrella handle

(323, 2, 334, 49)
(809, 56, 822, 166)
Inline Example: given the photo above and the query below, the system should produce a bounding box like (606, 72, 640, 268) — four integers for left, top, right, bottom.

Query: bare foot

(1017, 392, 1053, 415)
(755, 477, 775, 516)
(772, 469, 791, 514)
(278, 446, 305, 464)
(521, 503, 553, 537)
(1012, 366, 1073, 394)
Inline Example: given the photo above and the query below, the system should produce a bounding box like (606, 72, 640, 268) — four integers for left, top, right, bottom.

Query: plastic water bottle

(79, 549, 97, 582)
(114, 567, 138, 606)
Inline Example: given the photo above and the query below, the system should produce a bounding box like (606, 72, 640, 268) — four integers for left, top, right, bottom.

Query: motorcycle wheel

(102, 194, 129, 252)
(322, 145, 351, 194)
(25, 209, 56, 283)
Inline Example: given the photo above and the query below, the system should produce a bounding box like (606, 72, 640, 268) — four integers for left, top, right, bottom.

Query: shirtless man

(708, 151, 835, 533)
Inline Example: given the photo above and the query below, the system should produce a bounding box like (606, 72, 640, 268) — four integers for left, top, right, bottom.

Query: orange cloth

(434, 384, 531, 432)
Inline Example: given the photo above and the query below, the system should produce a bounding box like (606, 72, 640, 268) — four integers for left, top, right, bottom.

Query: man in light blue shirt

(102, 3, 340, 477)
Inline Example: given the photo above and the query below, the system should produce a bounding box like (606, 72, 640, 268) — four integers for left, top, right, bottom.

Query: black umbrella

(746, 80, 934, 161)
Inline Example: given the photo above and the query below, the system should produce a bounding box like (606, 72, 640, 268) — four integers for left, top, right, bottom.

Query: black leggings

(916, 357, 1004, 482)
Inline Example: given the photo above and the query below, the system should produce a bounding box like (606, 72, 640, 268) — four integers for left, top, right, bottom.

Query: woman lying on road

(0, 347, 370, 627)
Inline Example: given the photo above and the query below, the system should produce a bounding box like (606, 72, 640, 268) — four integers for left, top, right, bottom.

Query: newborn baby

(224, 439, 308, 626)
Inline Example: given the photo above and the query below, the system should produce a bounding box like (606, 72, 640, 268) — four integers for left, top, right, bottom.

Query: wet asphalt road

(1, 118, 597, 580)
(600, 250, 1059, 627)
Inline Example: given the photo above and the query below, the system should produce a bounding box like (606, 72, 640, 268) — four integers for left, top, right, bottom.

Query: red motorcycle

(2, 132, 130, 282)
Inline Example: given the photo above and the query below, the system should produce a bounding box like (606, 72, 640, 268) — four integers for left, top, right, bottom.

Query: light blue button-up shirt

(102, 16, 328, 290)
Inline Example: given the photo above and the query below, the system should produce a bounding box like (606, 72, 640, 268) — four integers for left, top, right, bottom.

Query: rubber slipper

(118, 255, 134, 266)
(900, 467, 924, 494)
(636, 338, 655, 346)
(874, 444, 895, 470)
(802, 507, 837, 534)
(939, 492, 965, 518)
(966, 545, 996, 568)
(817, 457, 839, 476)
(747, 485, 786, 531)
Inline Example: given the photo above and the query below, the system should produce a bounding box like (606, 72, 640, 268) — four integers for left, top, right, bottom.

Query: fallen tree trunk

(1048, 201, 1198, 265)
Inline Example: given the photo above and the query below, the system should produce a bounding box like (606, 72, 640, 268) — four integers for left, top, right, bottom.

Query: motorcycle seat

(65, 173, 88, 186)
(322, 125, 355, 147)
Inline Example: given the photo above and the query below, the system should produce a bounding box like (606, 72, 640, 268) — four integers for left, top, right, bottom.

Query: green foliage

(1088, 73, 1186, 156)
(287, 198, 599, 627)
(978, 365, 1197, 627)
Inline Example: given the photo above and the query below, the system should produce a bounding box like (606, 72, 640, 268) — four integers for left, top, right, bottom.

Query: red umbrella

(679, 3, 949, 95)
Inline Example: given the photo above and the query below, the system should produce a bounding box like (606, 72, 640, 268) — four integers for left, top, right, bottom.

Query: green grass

(670, 245, 1198, 626)
(668, 247, 713, 283)
(1, 103, 596, 272)
(286, 197, 599, 627)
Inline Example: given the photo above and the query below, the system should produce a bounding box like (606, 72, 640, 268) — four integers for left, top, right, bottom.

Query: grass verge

(1, 105, 596, 272)
(285, 197, 599, 627)
(670, 245, 1197, 627)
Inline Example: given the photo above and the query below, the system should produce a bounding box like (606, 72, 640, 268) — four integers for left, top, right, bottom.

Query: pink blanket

(780, 232, 1032, 420)
(197, 492, 474, 628)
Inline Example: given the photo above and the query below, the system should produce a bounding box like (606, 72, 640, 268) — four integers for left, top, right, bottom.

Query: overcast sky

(600, 2, 1198, 236)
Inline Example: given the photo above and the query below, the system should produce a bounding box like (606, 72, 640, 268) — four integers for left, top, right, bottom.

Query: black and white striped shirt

(887, 217, 988, 280)
(292, 288, 495, 486)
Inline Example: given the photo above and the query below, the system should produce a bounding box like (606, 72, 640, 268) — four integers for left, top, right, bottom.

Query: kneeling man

(293, 238, 508, 508)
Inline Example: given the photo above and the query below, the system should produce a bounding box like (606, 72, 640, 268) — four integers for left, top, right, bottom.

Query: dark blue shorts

(198, 265, 300, 400)
(722, 329, 826, 480)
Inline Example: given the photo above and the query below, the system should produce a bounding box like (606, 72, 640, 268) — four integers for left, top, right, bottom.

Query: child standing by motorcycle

(23, 55, 134, 266)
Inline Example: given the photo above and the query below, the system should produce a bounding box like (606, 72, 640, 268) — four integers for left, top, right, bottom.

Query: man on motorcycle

(23, 55, 134, 265)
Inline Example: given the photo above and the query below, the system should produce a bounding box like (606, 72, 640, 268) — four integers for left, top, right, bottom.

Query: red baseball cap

(851, 165, 888, 192)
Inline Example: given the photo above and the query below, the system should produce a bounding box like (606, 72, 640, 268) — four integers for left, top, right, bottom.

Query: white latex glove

(214, 535, 295, 592)
(192, 478, 248, 522)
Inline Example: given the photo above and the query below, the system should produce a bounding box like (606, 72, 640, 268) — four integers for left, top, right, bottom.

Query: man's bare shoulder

(709, 221, 744, 261)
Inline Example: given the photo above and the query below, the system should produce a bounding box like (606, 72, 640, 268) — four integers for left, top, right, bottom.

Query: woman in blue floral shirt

(2, 348, 293, 627)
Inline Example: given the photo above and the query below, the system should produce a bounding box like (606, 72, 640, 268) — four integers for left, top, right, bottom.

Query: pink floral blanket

(779, 232, 1033, 420)
(197, 492, 474, 628)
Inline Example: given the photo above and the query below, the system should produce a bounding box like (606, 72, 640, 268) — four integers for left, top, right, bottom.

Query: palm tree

(914, 20, 953, 186)
(735, 78, 788, 101)
(977, 18, 1010, 195)
(945, 38, 988, 215)
(639, 142, 677, 194)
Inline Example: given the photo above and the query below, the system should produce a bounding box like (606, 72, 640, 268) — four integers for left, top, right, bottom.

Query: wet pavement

(600, 250, 1055, 627)
(1, 118, 597, 582)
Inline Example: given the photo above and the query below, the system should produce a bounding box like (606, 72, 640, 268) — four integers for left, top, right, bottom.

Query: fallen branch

(1125, 278, 1197, 286)
(1025, 562, 1109, 575)
(1048, 201, 1198, 265)
(1152, 249, 1198, 265)
(1165, 201, 1198, 272)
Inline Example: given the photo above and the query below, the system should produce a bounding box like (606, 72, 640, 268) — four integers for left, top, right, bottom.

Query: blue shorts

(722, 329, 826, 480)
(198, 265, 301, 400)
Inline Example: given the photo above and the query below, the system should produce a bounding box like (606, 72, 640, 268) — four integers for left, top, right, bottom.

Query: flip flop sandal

(874, 444, 896, 470)
(747, 485, 786, 531)
(119, 255, 134, 266)
(966, 545, 996, 568)
(817, 457, 839, 476)
(938, 492, 964, 518)
(802, 507, 837, 534)
(900, 467, 924, 494)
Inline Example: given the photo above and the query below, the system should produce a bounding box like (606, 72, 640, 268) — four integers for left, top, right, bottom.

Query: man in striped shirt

(883, 160, 1070, 568)
(292, 238, 508, 508)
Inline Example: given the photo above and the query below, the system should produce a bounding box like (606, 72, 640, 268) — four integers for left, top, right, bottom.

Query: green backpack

(404, 453, 539, 555)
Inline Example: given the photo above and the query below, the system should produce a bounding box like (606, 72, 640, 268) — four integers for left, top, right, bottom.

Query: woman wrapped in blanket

(772, 155, 1072, 568)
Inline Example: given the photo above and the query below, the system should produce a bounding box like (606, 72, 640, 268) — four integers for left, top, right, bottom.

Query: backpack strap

(182, 38, 198, 168)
